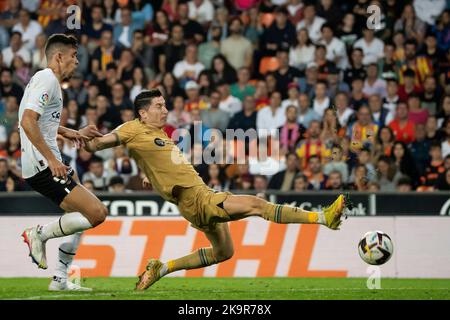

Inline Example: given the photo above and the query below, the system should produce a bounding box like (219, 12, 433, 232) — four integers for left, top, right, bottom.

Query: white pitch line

(4, 288, 449, 300)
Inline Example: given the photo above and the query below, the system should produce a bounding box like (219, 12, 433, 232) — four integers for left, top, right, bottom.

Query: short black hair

(397, 175, 412, 186)
(134, 89, 163, 119)
(45, 34, 78, 60)
(321, 23, 333, 32)
(90, 155, 104, 164)
(403, 68, 416, 78)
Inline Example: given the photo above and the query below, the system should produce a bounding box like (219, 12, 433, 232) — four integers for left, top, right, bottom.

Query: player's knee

(249, 196, 267, 215)
(89, 204, 108, 226)
(214, 246, 234, 262)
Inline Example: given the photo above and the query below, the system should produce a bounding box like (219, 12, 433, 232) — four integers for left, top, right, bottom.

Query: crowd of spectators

(0, 0, 450, 194)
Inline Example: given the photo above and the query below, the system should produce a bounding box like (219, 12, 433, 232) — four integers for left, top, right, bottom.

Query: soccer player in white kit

(19, 34, 108, 291)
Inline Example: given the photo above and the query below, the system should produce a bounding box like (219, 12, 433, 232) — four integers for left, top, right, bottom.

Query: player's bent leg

(48, 232, 92, 292)
(136, 224, 234, 291)
(60, 185, 108, 227)
(37, 185, 106, 242)
(222, 194, 348, 230)
(22, 185, 107, 270)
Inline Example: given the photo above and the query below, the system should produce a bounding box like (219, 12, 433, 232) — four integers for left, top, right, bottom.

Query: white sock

(317, 211, 326, 225)
(159, 264, 168, 277)
(54, 232, 82, 279)
(39, 212, 92, 242)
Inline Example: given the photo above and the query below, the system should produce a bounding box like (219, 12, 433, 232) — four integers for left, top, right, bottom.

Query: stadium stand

(0, 0, 449, 194)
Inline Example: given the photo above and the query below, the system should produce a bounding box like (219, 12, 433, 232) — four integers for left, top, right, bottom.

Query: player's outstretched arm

(21, 109, 69, 179)
(58, 125, 103, 148)
(84, 132, 121, 152)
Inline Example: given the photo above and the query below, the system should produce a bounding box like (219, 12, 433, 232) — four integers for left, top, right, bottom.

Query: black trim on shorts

(25, 167, 78, 206)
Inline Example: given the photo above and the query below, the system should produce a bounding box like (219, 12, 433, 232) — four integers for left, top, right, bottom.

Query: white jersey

(18, 68, 63, 179)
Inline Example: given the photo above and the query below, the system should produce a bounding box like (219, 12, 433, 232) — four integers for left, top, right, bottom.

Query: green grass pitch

(1, 278, 449, 300)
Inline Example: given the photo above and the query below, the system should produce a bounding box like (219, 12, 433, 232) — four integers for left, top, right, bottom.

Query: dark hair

(403, 68, 416, 78)
(90, 155, 103, 164)
(391, 141, 418, 184)
(405, 39, 417, 47)
(397, 175, 412, 187)
(430, 141, 442, 150)
(110, 175, 125, 186)
(10, 31, 22, 39)
(0, 67, 13, 75)
(294, 172, 308, 182)
(376, 126, 395, 144)
(295, 28, 312, 46)
(134, 89, 163, 119)
(45, 34, 78, 60)
(320, 22, 333, 33)
(91, 4, 103, 12)
(133, 29, 145, 36)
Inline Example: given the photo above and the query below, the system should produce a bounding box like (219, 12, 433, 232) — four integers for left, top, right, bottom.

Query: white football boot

(21, 226, 48, 269)
(48, 276, 92, 291)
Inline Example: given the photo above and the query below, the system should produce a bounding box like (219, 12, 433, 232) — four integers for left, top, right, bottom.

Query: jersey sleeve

(24, 74, 55, 115)
(114, 121, 136, 145)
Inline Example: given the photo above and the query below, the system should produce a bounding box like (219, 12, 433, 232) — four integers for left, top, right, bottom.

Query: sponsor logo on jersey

(51, 111, 61, 120)
(154, 138, 165, 147)
(39, 92, 49, 107)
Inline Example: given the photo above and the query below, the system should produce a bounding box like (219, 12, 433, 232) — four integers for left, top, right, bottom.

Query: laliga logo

(366, 5, 383, 31)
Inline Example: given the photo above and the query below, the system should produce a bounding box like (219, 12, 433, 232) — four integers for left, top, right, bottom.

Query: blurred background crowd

(0, 0, 450, 194)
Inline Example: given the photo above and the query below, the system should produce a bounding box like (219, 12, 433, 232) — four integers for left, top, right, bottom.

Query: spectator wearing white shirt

(312, 80, 331, 117)
(442, 119, 450, 158)
(217, 81, 242, 117)
(296, 4, 325, 43)
(1, 31, 30, 67)
(354, 28, 384, 65)
(281, 82, 300, 110)
(319, 23, 349, 70)
(31, 33, 47, 72)
(289, 28, 315, 70)
(413, 0, 446, 26)
(188, 0, 215, 25)
(257, 91, 287, 138)
(173, 44, 205, 85)
(368, 94, 394, 128)
(297, 93, 321, 128)
(12, 9, 42, 51)
(363, 63, 387, 98)
(383, 78, 400, 114)
(220, 17, 253, 70)
(334, 92, 354, 127)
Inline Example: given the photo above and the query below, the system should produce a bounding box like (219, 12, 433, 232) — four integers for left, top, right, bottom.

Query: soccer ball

(358, 231, 394, 265)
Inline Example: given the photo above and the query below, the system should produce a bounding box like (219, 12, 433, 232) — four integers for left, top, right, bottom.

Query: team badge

(39, 92, 49, 106)
(154, 138, 165, 147)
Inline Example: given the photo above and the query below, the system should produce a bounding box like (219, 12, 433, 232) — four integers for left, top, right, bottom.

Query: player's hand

(62, 128, 89, 148)
(142, 177, 151, 189)
(48, 157, 70, 181)
(79, 125, 103, 140)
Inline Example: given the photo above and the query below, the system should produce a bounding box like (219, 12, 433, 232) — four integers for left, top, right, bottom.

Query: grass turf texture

(0, 278, 449, 300)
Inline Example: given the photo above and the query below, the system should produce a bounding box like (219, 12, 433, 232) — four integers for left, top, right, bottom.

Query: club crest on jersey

(39, 92, 49, 106)
(154, 138, 165, 147)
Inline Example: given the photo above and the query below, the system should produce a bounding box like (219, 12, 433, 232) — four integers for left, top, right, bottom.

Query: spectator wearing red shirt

(407, 94, 429, 125)
(398, 68, 423, 102)
(389, 101, 416, 144)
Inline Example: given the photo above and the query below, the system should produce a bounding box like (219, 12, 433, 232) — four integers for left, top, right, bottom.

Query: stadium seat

(259, 56, 279, 75)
